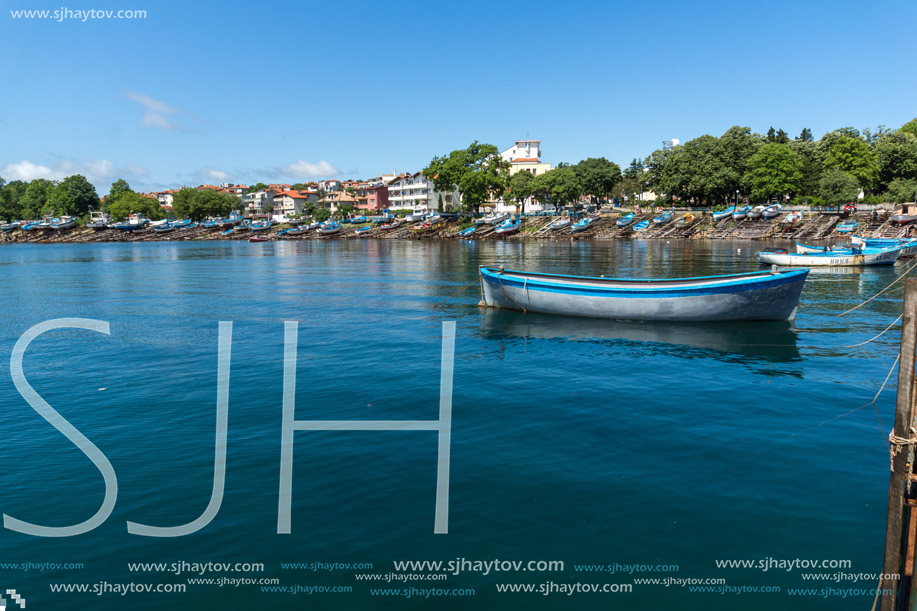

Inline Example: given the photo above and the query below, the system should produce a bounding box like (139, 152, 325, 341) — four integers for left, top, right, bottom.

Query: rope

(432, 281, 479, 307)
(846, 313, 904, 347)
(838, 258, 917, 317)
(498, 269, 527, 313)
(888, 425, 917, 473)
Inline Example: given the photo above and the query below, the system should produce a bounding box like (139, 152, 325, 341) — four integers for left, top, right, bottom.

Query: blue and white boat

(757, 246, 903, 267)
(171, 219, 192, 228)
(836, 220, 858, 233)
(318, 221, 341, 235)
(354, 226, 371, 236)
(547, 218, 571, 230)
(113, 213, 149, 231)
(495, 218, 521, 235)
(733, 205, 753, 220)
(860, 237, 917, 255)
(762, 204, 783, 220)
(712, 206, 735, 222)
(249, 221, 273, 232)
(49, 216, 77, 230)
(571, 217, 597, 233)
(478, 266, 809, 322)
(351, 216, 368, 224)
(459, 226, 476, 237)
(652, 211, 673, 225)
(632, 220, 650, 232)
(153, 223, 175, 233)
(221, 228, 235, 236)
(616, 213, 634, 227)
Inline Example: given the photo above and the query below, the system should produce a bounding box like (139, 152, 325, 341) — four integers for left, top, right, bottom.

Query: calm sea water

(0, 239, 905, 610)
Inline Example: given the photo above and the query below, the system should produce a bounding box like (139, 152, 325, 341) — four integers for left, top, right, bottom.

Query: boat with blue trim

(571, 216, 597, 233)
(478, 266, 809, 322)
(318, 221, 341, 235)
(712, 206, 735, 222)
(547, 218, 571, 230)
(758, 245, 902, 266)
(459, 226, 476, 237)
(836, 220, 858, 233)
(495, 218, 521, 235)
(652, 211, 673, 225)
(733, 205, 752, 220)
(616, 213, 635, 227)
(633, 220, 650, 232)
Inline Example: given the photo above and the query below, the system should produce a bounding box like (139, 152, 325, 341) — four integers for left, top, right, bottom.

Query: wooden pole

(881, 278, 917, 611)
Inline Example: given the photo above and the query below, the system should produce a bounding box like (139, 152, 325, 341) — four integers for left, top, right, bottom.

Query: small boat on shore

(49, 216, 77, 230)
(153, 223, 175, 234)
(318, 221, 341, 235)
(733, 205, 752, 220)
(836, 220, 858, 233)
(762, 204, 783, 220)
(712, 206, 735, 222)
(675, 213, 694, 225)
(380, 221, 401, 230)
(495, 218, 521, 235)
(249, 221, 273, 232)
(86, 209, 111, 230)
(1, 220, 25, 232)
(547, 218, 571, 231)
(113, 214, 149, 231)
(221, 228, 235, 236)
(652, 211, 673, 225)
(616, 213, 634, 227)
(351, 216, 368, 224)
(757, 246, 902, 267)
(405, 208, 428, 222)
(571, 217, 597, 233)
(891, 214, 917, 225)
(748, 205, 765, 219)
(355, 226, 371, 236)
(483, 213, 509, 225)
(633, 220, 650, 232)
(783, 211, 802, 223)
(478, 266, 809, 321)
(285, 227, 307, 235)
(248, 235, 269, 242)
(459, 226, 476, 237)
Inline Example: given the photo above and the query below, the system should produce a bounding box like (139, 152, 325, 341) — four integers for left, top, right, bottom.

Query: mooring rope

(846, 313, 904, 348)
(888, 425, 916, 473)
(432, 281, 480, 307)
(498, 269, 527, 313)
(838, 258, 917, 317)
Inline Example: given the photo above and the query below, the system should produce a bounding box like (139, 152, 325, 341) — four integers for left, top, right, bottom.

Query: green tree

(246, 183, 270, 193)
(109, 179, 133, 200)
(797, 127, 813, 142)
(290, 183, 309, 191)
(574, 157, 621, 205)
(313, 207, 331, 222)
(900, 118, 917, 138)
(718, 126, 761, 193)
(172, 187, 235, 221)
(886, 179, 917, 204)
(505, 170, 535, 209)
(823, 136, 879, 191)
(531, 167, 582, 210)
(745, 143, 802, 202)
(875, 131, 917, 189)
(818, 169, 859, 205)
(424, 141, 510, 213)
(660, 135, 738, 205)
(788, 139, 822, 196)
(642, 148, 673, 194)
(0, 179, 28, 221)
(19, 179, 55, 219)
(47, 175, 99, 217)
(108, 191, 162, 221)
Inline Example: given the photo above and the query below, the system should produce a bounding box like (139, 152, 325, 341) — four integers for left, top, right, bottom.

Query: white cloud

(279, 160, 340, 178)
(124, 91, 192, 131)
(208, 169, 230, 181)
(1, 159, 150, 190)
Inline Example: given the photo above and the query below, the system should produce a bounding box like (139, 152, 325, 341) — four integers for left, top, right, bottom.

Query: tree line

(425, 118, 917, 213)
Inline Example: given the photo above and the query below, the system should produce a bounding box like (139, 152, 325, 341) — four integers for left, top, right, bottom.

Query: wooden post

(881, 278, 917, 611)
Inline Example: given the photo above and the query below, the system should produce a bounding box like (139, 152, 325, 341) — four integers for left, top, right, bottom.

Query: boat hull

(712, 207, 735, 222)
(757, 247, 901, 267)
(479, 267, 808, 322)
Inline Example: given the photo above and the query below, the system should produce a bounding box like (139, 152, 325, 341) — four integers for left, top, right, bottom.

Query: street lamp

(736, 190, 740, 207)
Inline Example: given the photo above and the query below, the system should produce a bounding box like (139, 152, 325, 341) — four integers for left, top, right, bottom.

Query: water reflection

(478, 309, 802, 375)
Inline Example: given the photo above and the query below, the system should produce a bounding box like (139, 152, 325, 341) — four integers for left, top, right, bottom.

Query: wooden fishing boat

(86, 209, 111, 230)
(494, 219, 521, 235)
(615, 213, 634, 227)
(249, 221, 273, 232)
(836, 220, 858, 233)
(633, 220, 650, 232)
(1, 221, 24, 232)
(405, 208, 428, 222)
(317, 222, 341, 235)
(248, 235, 269, 242)
(796, 242, 839, 254)
(351, 216, 368, 224)
(459, 226, 476, 237)
(221, 228, 235, 236)
(712, 206, 735, 222)
(49, 216, 77, 230)
(652, 211, 673, 225)
(571, 217, 596, 233)
(757, 246, 902, 267)
(355, 226, 372, 236)
(482, 212, 509, 225)
(285, 227, 307, 235)
(547, 218, 571, 230)
(675, 213, 694, 225)
(783, 211, 802, 223)
(153, 223, 175, 233)
(891, 214, 917, 225)
(732, 205, 752, 220)
(762, 204, 783, 219)
(478, 266, 809, 322)
(380, 221, 401, 230)
(748, 205, 765, 219)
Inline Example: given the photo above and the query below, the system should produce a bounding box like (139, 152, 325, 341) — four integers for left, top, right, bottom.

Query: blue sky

(1, 0, 915, 194)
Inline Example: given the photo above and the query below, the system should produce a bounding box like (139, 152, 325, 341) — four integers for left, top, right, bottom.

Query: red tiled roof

(512, 158, 539, 163)
(274, 190, 310, 199)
